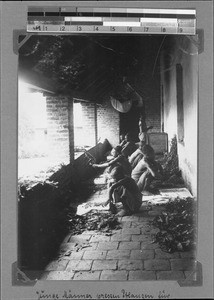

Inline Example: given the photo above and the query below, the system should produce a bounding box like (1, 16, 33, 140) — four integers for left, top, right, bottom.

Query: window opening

(18, 81, 48, 177)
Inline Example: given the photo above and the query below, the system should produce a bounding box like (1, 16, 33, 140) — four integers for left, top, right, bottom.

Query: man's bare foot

(116, 209, 131, 217)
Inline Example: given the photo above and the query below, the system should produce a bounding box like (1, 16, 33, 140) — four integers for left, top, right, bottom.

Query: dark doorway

(119, 106, 141, 142)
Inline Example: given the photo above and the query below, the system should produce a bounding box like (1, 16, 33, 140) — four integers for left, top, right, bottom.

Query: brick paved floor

(40, 186, 196, 281)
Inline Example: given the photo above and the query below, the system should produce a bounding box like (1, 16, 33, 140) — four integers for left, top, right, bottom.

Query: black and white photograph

(1, 1, 213, 300)
(18, 22, 198, 283)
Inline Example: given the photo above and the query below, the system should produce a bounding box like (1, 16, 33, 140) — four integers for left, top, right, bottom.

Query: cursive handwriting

(121, 289, 154, 299)
(36, 291, 59, 299)
(36, 290, 92, 300)
(97, 293, 120, 299)
(36, 289, 171, 300)
(158, 290, 171, 299)
(62, 290, 92, 299)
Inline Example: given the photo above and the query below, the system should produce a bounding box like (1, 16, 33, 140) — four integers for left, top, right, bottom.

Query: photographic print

(1, 1, 213, 300)
(18, 25, 198, 283)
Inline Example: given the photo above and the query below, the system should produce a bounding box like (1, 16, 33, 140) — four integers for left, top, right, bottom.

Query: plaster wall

(97, 99, 120, 147)
(161, 37, 198, 196)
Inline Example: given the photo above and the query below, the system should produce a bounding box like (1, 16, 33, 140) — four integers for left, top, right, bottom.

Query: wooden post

(68, 98, 74, 164)
(94, 102, 98, 145)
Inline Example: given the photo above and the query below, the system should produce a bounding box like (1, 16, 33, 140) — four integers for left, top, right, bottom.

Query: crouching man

(91, 145, 132, 177)
(106, 165, 142, 217)
(131, 145, 163, 195)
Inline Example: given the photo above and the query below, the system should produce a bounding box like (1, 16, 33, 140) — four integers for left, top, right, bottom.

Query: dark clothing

(121, 141, 137, 158)
(110, 177, 142, 213)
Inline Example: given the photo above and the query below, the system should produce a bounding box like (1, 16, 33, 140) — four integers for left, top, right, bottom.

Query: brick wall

(45, 91, 160, 166)
(138, 75, 161, 133)
(133, 37, 162, 134)
(81, 100, 120, 148)
(45, 95, 71, 164)
(118, 93, 161, 141)
(97, 100, 120, 147)
(145, 100, 161, 133)
(45, 95, 119, 166)
(80, 96, 160, 148)
(81, 102, 96, 147)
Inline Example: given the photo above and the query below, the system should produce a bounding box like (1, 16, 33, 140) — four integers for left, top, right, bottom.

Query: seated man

(120, 132, 137, 158)
(131, 145, 163, 195)
(128, 141, 146, 169)
(138, 114, 153, 143)
(106, 165, 142, 217)
(119, 133, 126, 145)
(91, 145, 132, 177)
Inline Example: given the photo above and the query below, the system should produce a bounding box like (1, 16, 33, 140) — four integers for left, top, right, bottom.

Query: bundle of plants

(66, 210, 121, 235)
(162, 136, 179, 179)
(18, 163, 63, 189)
(152, 197, 197, 253)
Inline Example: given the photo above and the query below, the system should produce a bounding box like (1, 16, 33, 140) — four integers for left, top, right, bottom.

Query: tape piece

(12, 262, 37, 286)
(13, 29, 33, 55)
(178, 261, 203, 287)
